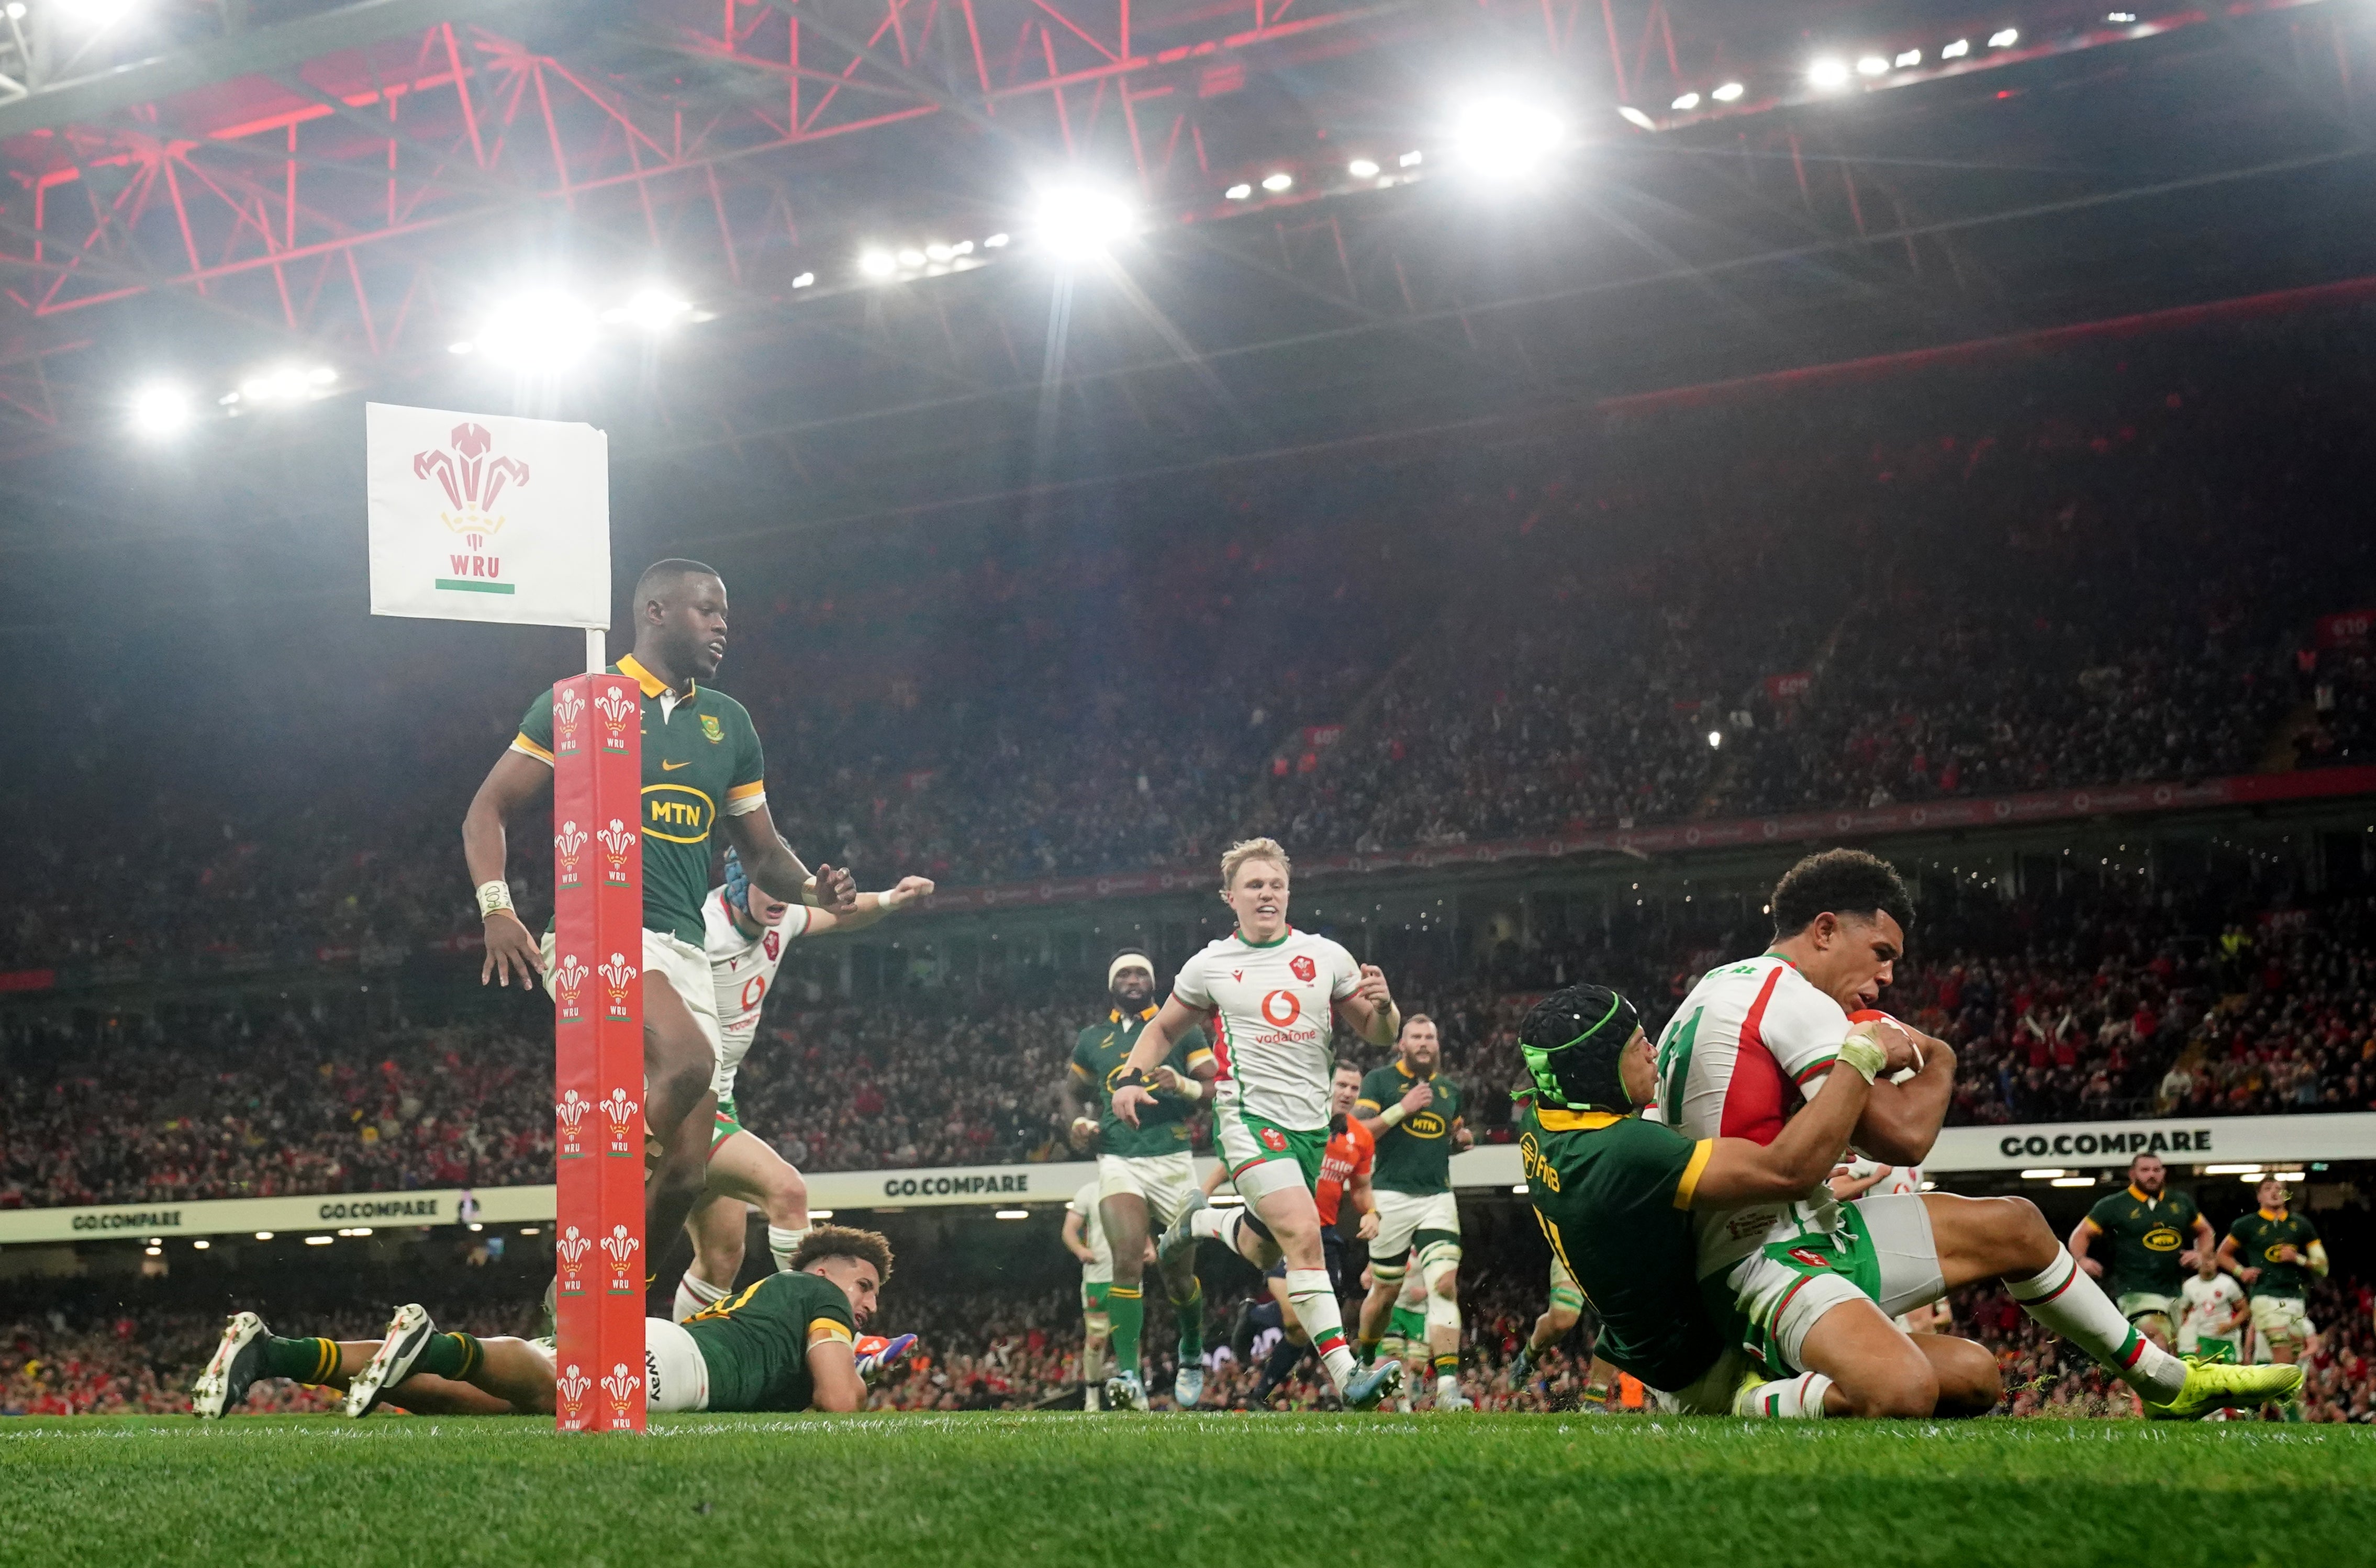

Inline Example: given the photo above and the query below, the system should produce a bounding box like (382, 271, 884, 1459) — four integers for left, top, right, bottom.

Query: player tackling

(1112, 837, 1403, 1410)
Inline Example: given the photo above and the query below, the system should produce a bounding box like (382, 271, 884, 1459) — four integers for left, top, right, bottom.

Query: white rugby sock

(767, 1225, 809, 1273)
(672, 1271, 729, 1324)
(1735, 1372, 1833, 1418)
(2009, 1248, 2187, 1403)
(1284, 1269, 1360, 1393)
(1189, 1205, 1231, 1241)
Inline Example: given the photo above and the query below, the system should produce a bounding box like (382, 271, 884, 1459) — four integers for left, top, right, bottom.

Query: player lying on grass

(1112, 837, 1402, 1410)
(1515, 983, 2305, 1420)
(678, 847, 933, 1323)
(192, 1227, 913, 1418)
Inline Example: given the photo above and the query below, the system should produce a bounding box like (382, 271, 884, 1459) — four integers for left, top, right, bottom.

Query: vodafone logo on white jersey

(1260, 990, 1302, 1027)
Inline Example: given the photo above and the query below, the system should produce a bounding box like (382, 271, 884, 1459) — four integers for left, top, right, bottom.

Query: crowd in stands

(7, 881, 2376, 1209)
(7, 319, 2376, 975)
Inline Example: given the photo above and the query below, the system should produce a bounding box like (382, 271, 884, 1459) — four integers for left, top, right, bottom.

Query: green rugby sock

(1172, 1282, 1204, 1360)
(414, 1332, 483, 1381)
(260, 1337, 341, 1384)
(1108, 1286, 1144, 1382)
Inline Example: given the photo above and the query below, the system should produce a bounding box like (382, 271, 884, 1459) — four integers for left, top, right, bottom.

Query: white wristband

(1174, 1076, 1206, 1103)
(1376, 1103, 1409, 1129)
(475, 880, 516, 920)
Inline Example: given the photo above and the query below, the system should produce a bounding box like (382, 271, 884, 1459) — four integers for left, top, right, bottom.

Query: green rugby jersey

(1069, 1006, 1213, 1158)
(2081, 1184, 2200, 1300)
(514, 654, 766, 947)
(1518, 1098, 1725, 1393)
(683, 1269, 855, 1412)
(1357, 1061, 1463, 1194)
(2227, 1206, 2321, 1299)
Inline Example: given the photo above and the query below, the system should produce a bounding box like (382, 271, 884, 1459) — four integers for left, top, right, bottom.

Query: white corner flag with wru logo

(366, 401, 610, 629)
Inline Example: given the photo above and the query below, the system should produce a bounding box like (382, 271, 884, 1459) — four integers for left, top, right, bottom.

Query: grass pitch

(4, 1412, 2369, 1568)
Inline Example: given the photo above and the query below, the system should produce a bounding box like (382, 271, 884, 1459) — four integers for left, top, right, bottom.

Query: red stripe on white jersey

(1719, 965, 1790, 1146)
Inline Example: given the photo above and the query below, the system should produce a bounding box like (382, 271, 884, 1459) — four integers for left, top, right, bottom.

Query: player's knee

(1995, 1195, 2058, 1270)
(763, 1166, 808, 1219)
(1369, 1260, 1407, 1290)
(1849, 1350, 1939, 1420)
(1420, 1250, 1460, 1301)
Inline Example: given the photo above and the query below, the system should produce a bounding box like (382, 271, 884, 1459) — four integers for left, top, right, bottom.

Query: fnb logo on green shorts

(643, 783, 715, 843)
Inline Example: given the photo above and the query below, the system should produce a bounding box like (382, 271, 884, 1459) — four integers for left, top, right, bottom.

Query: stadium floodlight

(994, 1209, 1030, 1220)
(1705, 730, 1723, 749)
(1225, 182, 1253, 199)
(2205, 1164, 2264, 1175)
(474, 289, 599, 372)
(304, 1235, 333, 1246)
(954, 240, 976, 255)
(791, 272, 815, 288)
(2107, 10, 2137, 20)
(984, 232, 1011, 247)
(1348, 158, 1380, 178)
(1260, 171, 1294, 192)
(1398, 149, 1423, 167)
(1809, 57, 1851, 88)
(1895, 49, 1921, 66)
(1712, 81, 1745, 102)
(611, 286, 690, 331)
(859, 249, 897, 278)
(1033, 184, 1138, 261)
(1510, 1183, 1528, 1194)
(192, 1239, 209, 1250)
(129, 382, 191, 437)
(144, 1245, 161, 1257)
(1670, 92, 1701, 110)
(3, 4, 21, 17)
(1988, 27, 2018, 47)
(448, 340, 474, 354)
(2018, 1168, 2066, 1180)
(810, 1209, 833, 1220)
(2049, 1177, 2094, 1188)
(1942, 37, 1971, 58)
(1855, 54, 1889, 76)
(896, 248, 926, 268)
(1451, 95, 1565, 181)
(254, 1231, 273, 1240)
(1616, 105, 1656, 130)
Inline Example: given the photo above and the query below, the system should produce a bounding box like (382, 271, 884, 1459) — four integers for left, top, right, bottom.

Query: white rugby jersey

(1172, 927, 1362, 1131)
(701, 888, 818, 1098)
(1068, 1181, 1114, 1282)
(1657, 954, 1858, 1278)
(2178, 1271, 2245, 1341)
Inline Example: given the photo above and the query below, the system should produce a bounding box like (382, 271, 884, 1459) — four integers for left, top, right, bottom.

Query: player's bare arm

(2217, 1231, 2257, 1284)
(801, 875, 934, 936)
(1845, 1034, 1955, 1167)
(462, 748, 555, 989)
(717, 810, 855, 912)
(806, 1338, 866, 1413)
(2070, 1214, 2103, 1278)
(1059, 1064, 1102, 1149)
(2182, 1214, 2219, 1271)
(1350, 1163, 1379, 1241)
(1357, 1077, 1432, 1141)
(1111, 995, 1205, 1126)
(1061, 1208, 1098, 1264)
(1334, 964, 1402, 1048)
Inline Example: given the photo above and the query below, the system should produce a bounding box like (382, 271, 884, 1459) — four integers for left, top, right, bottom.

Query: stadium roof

(3, 0, 2374, 591)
